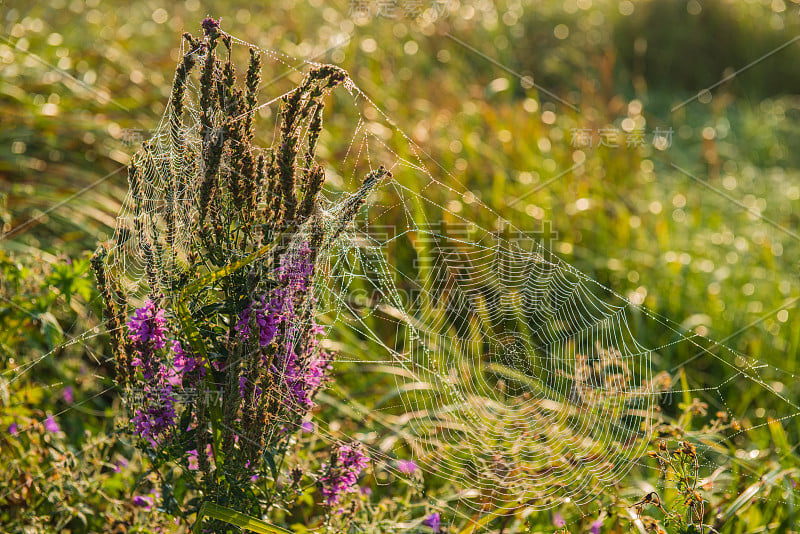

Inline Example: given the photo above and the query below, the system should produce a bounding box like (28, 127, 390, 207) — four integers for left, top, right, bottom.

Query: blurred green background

(2, 0, 800, 531)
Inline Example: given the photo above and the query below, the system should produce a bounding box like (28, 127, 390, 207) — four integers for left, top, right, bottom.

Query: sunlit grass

(2, 0, 800, 531)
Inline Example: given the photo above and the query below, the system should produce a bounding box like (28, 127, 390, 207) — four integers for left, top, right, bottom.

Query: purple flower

(239, 376, 248, 398)
(397, 459, 419, 475)
(113, 458, 128, 473)
(127, 299, 167, 351)
(133, 495, 153, 509)
(238, 242, 332, 412)
(277, 245, 314, 290)
(44, 415, 60, 433)
(273, 246, 333, 411)
(130, 361, 181, 446)
(319, 442, 369, 506)
(423, 512, 441, 531)
(8, 422, 18, 435)
(282, 348, 332, 409)
(172, 341, 203, 379)
(131, 387, 177, 447)
(129, 338, 188, 446)
(63, 386, 74, 404)
(553, 512, 566, 528)
(301, 421, 314, 433)
(126, 301, 172, 452)
(235, 295, 280, 348)
(590, 518, 603, 534)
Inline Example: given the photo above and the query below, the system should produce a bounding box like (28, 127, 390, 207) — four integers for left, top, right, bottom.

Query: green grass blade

(713, 467, 788, 528)
(194, 501, 294, 534)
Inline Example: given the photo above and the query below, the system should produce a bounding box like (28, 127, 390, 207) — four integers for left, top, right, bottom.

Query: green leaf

(263, 448, 278, 481)
(193, 501, 293, 534)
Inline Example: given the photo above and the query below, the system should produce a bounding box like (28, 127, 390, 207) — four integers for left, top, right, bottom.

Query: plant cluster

(89, 18, 389, 531)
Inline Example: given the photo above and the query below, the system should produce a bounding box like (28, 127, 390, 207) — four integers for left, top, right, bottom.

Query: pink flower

(44, 415, 60, 433)
(553, 512, 566, 528)
(397, 459, 418, 475)
(163, 367, 182, 387)
(187, 449, 199, 471)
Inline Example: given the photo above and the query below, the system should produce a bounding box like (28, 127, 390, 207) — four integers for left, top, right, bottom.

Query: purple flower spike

(319, 442, 369, 506)
(8, 422, 18, 435)
(127, 299, 169, 388)
(239, 376, 248, 397)
(590, 518, 603, 534)
(301, 421, 314, 433)
(553, 512, 566, 528)
(283, 349, 331, 409)
(128, 299, 167, 349)
(236, 242, 332, 412)
(397, 459, 418, 475)
(235, 295, 280, 348)
(131, 379, 177, 447)
(423, 512, 441, 531)
(63, 386, 74, 404)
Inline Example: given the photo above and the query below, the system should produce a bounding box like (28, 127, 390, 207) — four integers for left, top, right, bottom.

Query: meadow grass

(2, 0, 799, 532)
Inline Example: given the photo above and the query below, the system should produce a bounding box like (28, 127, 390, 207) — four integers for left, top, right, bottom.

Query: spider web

(70, 29, 800, 529)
